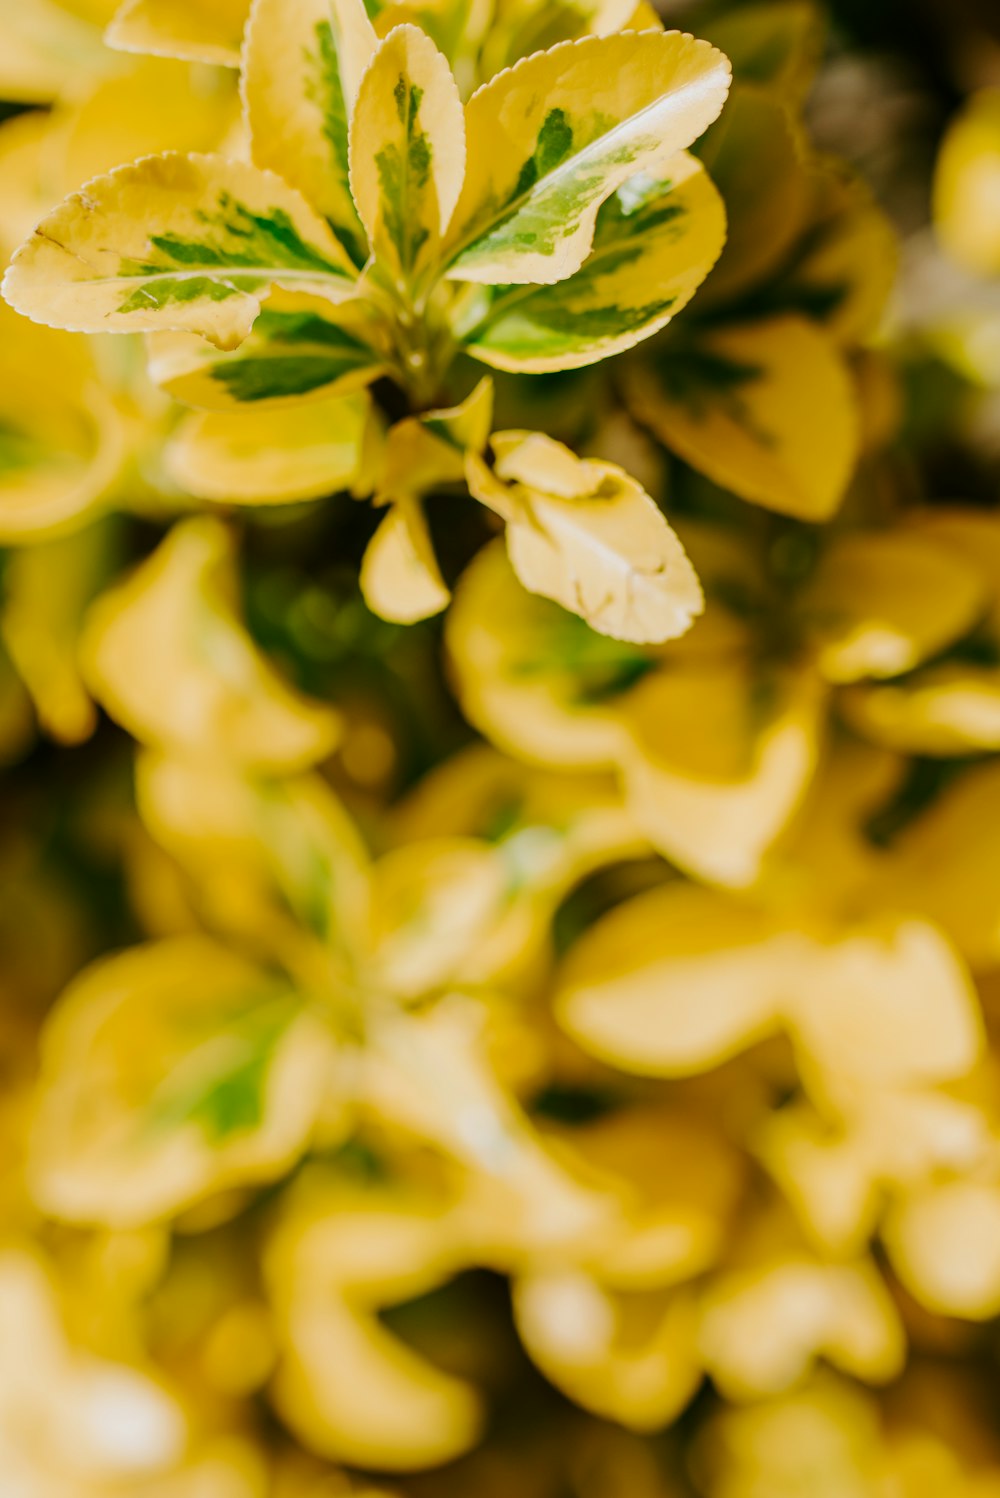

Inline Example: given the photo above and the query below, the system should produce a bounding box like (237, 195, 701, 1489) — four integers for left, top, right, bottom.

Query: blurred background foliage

(5, 0, 1000, 1495)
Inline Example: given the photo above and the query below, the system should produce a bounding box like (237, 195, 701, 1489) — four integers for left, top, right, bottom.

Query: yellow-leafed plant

(8, 1, 1000, 1495)
(3, 0, 732, 640)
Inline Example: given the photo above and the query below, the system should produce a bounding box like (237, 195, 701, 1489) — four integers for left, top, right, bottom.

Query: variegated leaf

(147, 292, 389, 407)
(243, 0, 376, 269)
(2, 153, 357, 349)
(444, 30, 731, 286)
(107, 0, 252, 66)
(623, 314, 859, 521)
(349, 25, 465, 287)
(462, 151, 726, 372)
(31, 937, 329, 1226)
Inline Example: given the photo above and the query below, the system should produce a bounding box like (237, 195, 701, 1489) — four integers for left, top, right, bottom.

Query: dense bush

(3, 0, 1000, 1492)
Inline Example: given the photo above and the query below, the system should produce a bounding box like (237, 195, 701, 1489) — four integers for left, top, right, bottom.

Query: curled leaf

(81, 517, 339, 768)
(468, 431, 703, 644)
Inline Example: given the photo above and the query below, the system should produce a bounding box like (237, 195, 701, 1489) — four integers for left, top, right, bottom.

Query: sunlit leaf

(444, 30, 730, 285)
(462, 150, 726, 372)
(147, 293, 389, 408)
(0, 0, 111, 101)
(361, 496, 451, 623)
(797, 528, 986, 684)
(514, 1273, 702, 1428)
(468, 431, 703, 643)
(267, 1169, 482, 1470)
(350, 24, 465, 288)
(2, 153, 357, 349)
(618, 662, 825, 885)
(0, 520, 115, 743)
(137, 753, 372, 965)
(884, 1180, 1000, 1319)
(81, 517, 339, 768)
(0, 303, 126, 542)
(244, 0, 377, 268)
(935, 89, 1000, 278)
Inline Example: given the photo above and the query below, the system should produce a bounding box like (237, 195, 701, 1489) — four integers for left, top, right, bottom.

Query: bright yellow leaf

(243, 0, 377, 268)
(935, 90, 1000, 278)
(164, 391, 370, 503)
(361, 496, 451, 622)
(107, 0, 252, 65)
(625, 314, 859, 520)
(81, 517, 339, 768)
(468, 431, 704, 644)
(797, 528, 986, 684)
(514, 1274, 702, 1428)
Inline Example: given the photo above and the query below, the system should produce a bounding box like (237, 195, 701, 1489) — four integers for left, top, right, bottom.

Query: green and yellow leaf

(107, 0, 252, 66)
(2, 152, 357, 349)
(136, 753, 372, 963)
(349, 24, 465, 286)
(462, 150, 726, 372)
(468, 430, 703, 644)
(30, 936, 329, 1226)
(243, 0, 377, 269)
(444, 30, 731, 285)
(81, 517, 339, 768)
(147, 292, 389, 408)
(164, 390, 370, 503)
(446, 540, 634, 767)
(625, 314, 859, 520)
